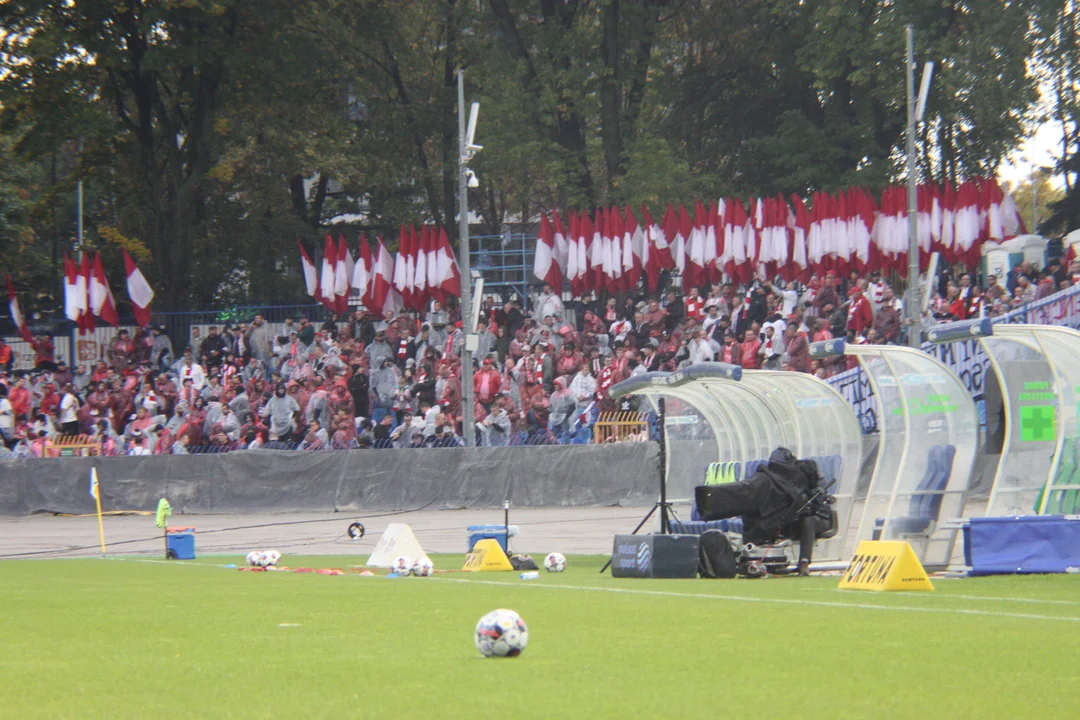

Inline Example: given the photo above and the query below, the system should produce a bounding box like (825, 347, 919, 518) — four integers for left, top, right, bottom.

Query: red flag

(122, 250, 154, 328)
(7, 275, 33, 343)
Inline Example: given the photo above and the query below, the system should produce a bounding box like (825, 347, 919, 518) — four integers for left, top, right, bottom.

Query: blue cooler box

(467, 525, 518, 553)
(166, 527, 196, 560)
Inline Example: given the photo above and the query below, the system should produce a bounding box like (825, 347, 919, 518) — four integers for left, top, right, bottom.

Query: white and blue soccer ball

(257, 552, 272, 568)
(543, 552, 567, 573)
(264, 550, 281, 567)
(411, 556, 434, 577)
(474, 609, 529, 658)
(246, 551, 261, 567)
(391, 556, 412, 576)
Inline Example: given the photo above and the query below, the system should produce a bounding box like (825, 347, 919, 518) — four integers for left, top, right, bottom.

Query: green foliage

(0, 0, 1058, 314)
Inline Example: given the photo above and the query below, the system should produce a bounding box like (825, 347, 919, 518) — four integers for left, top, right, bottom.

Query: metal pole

(1031, 165, 1038, 233)
(77, 182, 84, 247)
(904, 25, 921, 348)
(458, 69, 476, 447)
(657, 397, 669, 534)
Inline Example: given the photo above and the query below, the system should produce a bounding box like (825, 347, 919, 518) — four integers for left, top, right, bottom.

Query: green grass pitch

(2, 554, 1078, 719)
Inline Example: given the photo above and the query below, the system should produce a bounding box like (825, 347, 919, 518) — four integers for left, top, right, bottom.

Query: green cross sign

(1020, 405, 1056, 443)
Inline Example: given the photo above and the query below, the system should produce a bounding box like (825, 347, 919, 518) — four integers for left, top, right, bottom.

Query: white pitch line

(111, 558, 1080, 622)
(441, 578, 1080, 623)
(831, 589, 1080, 607)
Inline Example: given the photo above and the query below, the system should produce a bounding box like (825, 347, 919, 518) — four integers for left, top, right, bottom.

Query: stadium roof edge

(609, 362, 742, 399)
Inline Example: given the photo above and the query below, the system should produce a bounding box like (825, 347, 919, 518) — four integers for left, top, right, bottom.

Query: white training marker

(279, 623, 301, 628)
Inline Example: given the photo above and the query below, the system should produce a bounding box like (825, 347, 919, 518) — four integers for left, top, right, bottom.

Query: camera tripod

(600, 398, 678, 574)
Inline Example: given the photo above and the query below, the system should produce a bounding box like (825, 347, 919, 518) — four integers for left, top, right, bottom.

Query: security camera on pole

(904, 25, 934, 348)
(458, 70, 483, 447)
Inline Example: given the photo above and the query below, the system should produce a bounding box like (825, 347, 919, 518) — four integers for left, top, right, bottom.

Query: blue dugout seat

(872, 444, 956, 540)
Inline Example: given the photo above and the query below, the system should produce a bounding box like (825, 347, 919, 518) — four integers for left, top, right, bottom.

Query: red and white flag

(319, 234, 337, 311)
(684, 199, 707, 292)
(298, 239, 319, 298)
(533, 212, 562, 290)
(392, 226, 409, 309)
(591, 209, 607, 293)
(406, 225, 420, 309)
(90, 253, 119, 327)
(122, 250, 154, 328)
(433, 226, 461, 300)
(624, 205, 645, 289)
(575, 212, 593, 296)
(77, 253, 95, 333)
(607, 206, 624, 291)
(641, 205, 665, 292)
(373, 237, 402, 315)
(425, 226, 440, 304)
(790, 194, 812, 282)
(706, 201, 720, 284)
(353, 233, 374, 307)
(63, 254, 80, 322)
(7, 274, 33, 343)
(335, 235, 353, 315)
(414, 226, 428, 309)
(552, 213, 570, 281)
(671, 204, 688, 281)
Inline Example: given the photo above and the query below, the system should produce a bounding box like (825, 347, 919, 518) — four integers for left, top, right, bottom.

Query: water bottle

(519, 571, 539, 580)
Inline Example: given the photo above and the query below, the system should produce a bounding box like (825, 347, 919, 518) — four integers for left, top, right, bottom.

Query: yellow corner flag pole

(90, 467, 106, 556)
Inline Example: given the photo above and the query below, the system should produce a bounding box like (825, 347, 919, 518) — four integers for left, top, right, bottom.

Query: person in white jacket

(178, 356, 207, 391)
(569, 364, 597, 414)
(687, 330, 715, 365)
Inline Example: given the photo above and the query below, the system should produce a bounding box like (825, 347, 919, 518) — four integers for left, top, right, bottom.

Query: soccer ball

(474, 609, 529, 658)
(264, 550, 281, 567)
(257, 552, 272, 567)
(391, 556, 412, 576)
(411, 556, 434, 577)
(246, 551, 261, 567)
(543, 552, 567, 573)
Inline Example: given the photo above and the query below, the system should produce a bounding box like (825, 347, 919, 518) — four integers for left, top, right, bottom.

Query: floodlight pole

(458, 69, 476, 447)
(904, 25, 921, 349)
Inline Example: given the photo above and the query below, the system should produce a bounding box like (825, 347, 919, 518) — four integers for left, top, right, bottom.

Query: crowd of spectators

(1, 257, 1075, 459)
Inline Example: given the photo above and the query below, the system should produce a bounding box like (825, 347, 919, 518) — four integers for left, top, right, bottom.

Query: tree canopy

(0, 0, 1069, 314)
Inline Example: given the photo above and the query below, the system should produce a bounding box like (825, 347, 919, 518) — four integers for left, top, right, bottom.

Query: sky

(1000, 119, 1067, 188)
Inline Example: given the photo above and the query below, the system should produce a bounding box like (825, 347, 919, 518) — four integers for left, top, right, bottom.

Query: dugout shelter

(810, 337, 979, 569)
(929, 321, 1080, 518)
(609, 363, 862, 562)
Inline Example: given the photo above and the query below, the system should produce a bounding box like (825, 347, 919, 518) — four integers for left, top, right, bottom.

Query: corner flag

(90, 468, 106, 554)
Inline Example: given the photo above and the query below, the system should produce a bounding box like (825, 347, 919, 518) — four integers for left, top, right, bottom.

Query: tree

(1004, 174, 1064, 236)
(1031, 0, 1080, 235)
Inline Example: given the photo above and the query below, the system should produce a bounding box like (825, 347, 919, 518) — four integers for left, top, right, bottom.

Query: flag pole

(91, 467, 106, 556)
